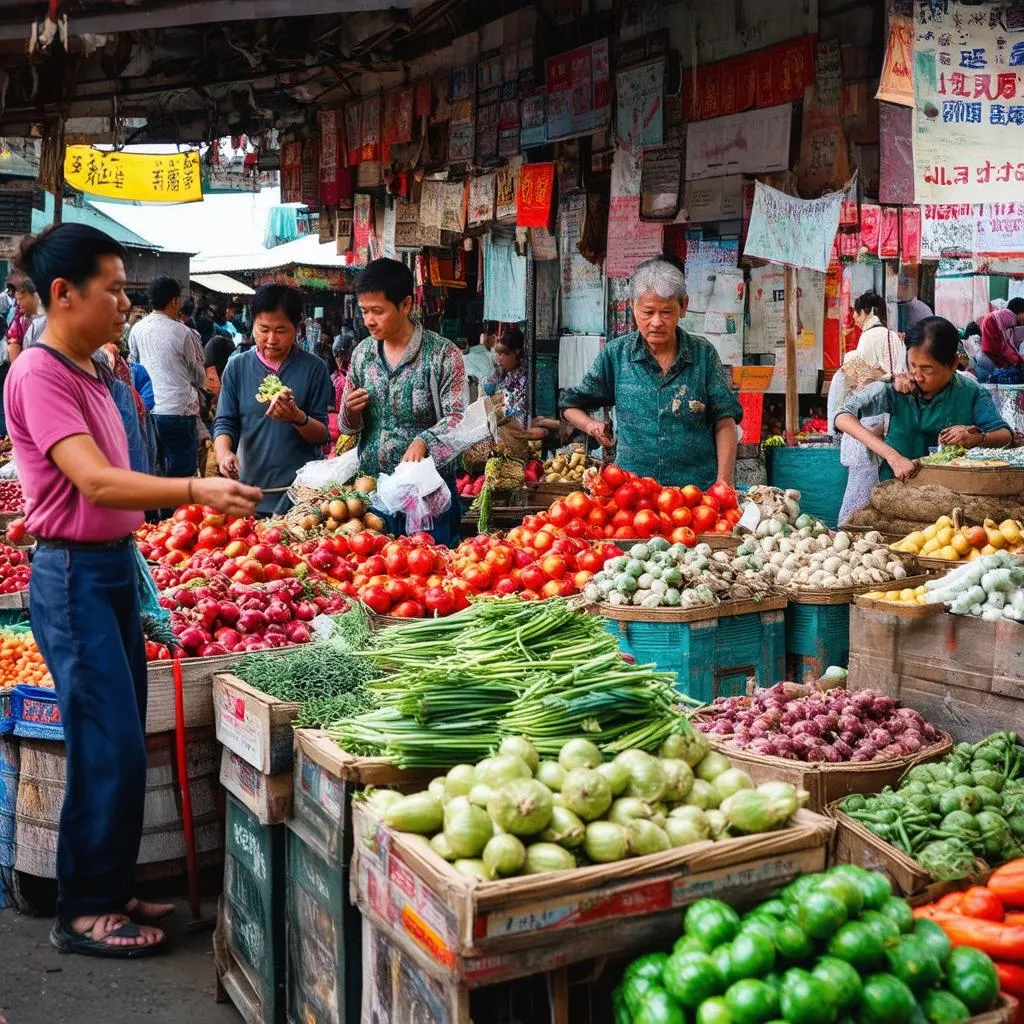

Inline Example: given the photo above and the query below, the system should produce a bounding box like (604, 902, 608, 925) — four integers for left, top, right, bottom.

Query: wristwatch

(294, 411, 309, 427)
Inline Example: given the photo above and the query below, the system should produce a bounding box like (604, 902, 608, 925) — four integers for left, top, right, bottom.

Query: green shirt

(560, 327, 743, 489)
(839, 375, 1009, 480)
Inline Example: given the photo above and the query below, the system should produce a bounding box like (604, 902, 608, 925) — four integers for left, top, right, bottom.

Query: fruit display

(517, 465, 740, 545)
(0, 540, 30, 595)
(695, 685, 944, 763)
(327, 599, 690, 767)
(135, 505, 262, 565)
(0, 629, 53, 687)
(540, 448, 590, 484)
(735, 529, 911, 591)
(281, 480, 384, 536)
(365, 732, 809, 881)
(615, 868, 1001, 1024)
(920, 552, 1024, 622)
(891, 514, 1024, 562)
(584, 539, 775, 610)
(860, 584, 931, 607)
(456, 472, 487, 499)
(839, 731, 1024, 880)
(0, 480, 23, 514)
(154, 572, 348, 658)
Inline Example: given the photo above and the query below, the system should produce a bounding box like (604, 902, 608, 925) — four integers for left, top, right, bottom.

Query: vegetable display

(135, 505, 263, 566)
(0, 629, 53, 688)
(861, 584, 931, 607)
(365, 732, 808, 880)
(516, 464, 741, 545)
(0, 540, 31, 595)
(740, 486, 828, 540)
(839, 731, 1024, 879)
(615, 868, 1001, 1024)
(695, 685, 943, 763)
(584, 539, 775, 610)
(892, 514, 1024, 562)
(326, 599, 692, 767)
(921, 552, 1024, 622)
(0, 481, 23, 514)
(278, 483, 384, 537)
(920, 445, 968, 466)
(540, 449, 590, 484)
(736, 530, 910, 591)
(255, 373, 291, 403)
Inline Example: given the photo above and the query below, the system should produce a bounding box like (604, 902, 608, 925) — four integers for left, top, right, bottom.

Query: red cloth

(516, 162, 555, 228)
(980, 308, 1023, 368)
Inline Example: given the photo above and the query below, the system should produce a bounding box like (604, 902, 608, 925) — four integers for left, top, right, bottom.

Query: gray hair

(629, 259, 687, 307)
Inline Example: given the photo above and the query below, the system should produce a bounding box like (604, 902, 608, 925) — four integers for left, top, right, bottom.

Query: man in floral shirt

(341, 258, 467, 542)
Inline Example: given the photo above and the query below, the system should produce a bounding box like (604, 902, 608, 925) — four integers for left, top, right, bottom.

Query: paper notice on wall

(468, 174, 495, 226)
(483, 234, 527, 322)
(639, 147, 681, 221)
(558, 193, 605, 334)
(685, 104, 793, 181)
(615, 59, 665, 148)
(607, 148, 664, 278)
(934, 275, 991, 327)
(683, 176, 743, 223)
(743, 180, 845, 272)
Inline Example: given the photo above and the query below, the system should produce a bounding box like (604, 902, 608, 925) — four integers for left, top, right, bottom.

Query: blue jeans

(29, 544, 148, 920)
(153, 414, 198, 477)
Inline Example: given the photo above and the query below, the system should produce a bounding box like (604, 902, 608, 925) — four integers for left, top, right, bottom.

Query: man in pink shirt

(979, 299, 1024, 369)
(5, 224, 261, 958)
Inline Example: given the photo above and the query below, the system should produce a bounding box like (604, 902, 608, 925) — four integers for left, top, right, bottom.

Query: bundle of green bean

(839, 731, 1024, 880)
(233, 607, 379, 728)
(326, 599, 692, 767)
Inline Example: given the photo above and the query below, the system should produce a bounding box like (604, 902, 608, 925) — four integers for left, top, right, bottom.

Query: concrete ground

(0, 900, 240, 1024)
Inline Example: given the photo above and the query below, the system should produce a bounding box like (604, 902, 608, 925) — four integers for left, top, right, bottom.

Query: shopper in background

(6, 223, 260, 958)
(463, 320, 497, 384)
(5, 272, 46, 360)
(561, 258, 742, 489)
(977, 299, 1024, 372)
(836, 316, 1012, 484)
(213, 283, 332, 516)
(178, 297, 197, 331)
(0, 281, 15, 328)
(341, 258, 466, 543)
(201, 310, 234, 384)
(128, 275, 206, 477)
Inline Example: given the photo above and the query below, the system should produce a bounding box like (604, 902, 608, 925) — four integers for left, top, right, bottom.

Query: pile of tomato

(518, 464, 740, 546)
(135, 504, 263, 565)
(0, 631, 53, 688)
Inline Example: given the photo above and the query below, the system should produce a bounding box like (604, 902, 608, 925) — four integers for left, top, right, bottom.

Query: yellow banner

(64, 147, 202, 203)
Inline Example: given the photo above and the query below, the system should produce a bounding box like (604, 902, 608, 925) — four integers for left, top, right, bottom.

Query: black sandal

(50, 916, 167, 959)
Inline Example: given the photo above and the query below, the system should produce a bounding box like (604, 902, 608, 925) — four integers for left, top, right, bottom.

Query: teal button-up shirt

(560, 328, 743, 489)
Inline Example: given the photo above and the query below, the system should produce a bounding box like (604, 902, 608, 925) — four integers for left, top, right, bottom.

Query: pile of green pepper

(840, 731, 1024, 880)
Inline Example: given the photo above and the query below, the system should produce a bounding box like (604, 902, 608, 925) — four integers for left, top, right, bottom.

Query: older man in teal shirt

(561, 259, 742, 489)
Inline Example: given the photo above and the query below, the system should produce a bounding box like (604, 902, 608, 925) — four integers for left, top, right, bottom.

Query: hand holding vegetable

(939, 425, 982, 448)
(265, 389, 303, 424)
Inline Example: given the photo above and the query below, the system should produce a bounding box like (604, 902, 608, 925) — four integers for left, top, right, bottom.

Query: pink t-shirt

(4, 346, 144, 542)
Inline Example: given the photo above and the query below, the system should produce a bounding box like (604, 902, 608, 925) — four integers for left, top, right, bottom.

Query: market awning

(190, 273, 256, 296)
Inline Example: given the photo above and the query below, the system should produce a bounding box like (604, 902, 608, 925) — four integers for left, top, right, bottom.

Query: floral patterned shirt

(339, 325, 467, 477)
(483, 364, 528, 425)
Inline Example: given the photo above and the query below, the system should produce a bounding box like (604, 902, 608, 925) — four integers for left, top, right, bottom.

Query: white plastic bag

(447, 395, 497, 454)
(293, 448, 360, 489)
(375, 457, 451, 533)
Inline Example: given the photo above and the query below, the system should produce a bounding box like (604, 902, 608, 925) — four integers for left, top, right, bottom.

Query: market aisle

(0, 902, 240, 1023)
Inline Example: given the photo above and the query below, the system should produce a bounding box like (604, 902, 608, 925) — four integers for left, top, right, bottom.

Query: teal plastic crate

(223, 794, 286, 1024)
(785, 601, 851, 681)
(286, 817, 360, 1024)
(768, 446, 848, 528)
(603, 605, 787, 702)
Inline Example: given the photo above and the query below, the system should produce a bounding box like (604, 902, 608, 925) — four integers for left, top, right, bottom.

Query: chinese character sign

(64, 147, 202, 203)
(913, 1, 1024, 203)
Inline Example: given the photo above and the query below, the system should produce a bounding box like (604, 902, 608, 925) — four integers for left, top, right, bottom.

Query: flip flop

(124, 898, 176, 924)
(50, 917, 167, 959)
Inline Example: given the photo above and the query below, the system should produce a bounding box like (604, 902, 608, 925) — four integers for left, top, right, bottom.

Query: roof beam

(0, 0, 413, 40)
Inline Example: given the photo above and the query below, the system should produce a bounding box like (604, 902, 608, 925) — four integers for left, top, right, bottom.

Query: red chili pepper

(990, 864, 1024, 909)
(996, 962, 1024, 998)
(961, 886, 1006, 922)
(937, 892, 966, 913)
(937, 916, 1024, 962)
(1007, 913, 1024, 926)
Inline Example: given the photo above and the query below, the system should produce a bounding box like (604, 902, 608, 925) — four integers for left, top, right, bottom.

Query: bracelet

(295, 412, 309, 427)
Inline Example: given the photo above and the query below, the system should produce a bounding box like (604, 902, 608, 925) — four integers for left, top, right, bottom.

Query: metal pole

(784, 265, 799, 438)
(52, 120, 65, 225)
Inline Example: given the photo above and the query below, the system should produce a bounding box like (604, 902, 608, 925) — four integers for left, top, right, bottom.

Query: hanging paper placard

(343, 106, 362, 166)
(415, 82, 432, 119)
(516, 162, 555, 229)
(63, 147, 203, 203)
(319, 109, 341, 207)
(880, 207, 900, 259)
(360, 97, 381, 162)
(859, 204, 881, 256)
(545, 39, 610, 142)
(280, 142, 303, 204)
(558, 193, 605, 334)
(495, 159, 520, 222)
(876, 10, 914, 106)
(468, 174, 496, 226)
(639, 147, 681, 221)
(419, 180, 444, 229)
(382, 88, 414, 162)
(616, 59, 665, 148)
(351, 194, 373, 265)
(531, 226, 558, 261)
(521, 92, 547, 149)
(439, 181, 467, 234)
(483, 234, 527, 322)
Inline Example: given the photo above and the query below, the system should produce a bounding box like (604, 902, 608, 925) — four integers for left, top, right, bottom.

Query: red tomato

(565, 491, 593, 519)
(702, 494, 721, 514)
(541, 579, 563, 599)
(724, 508, 742, 526)
(409, 532, 435, 546)
(462, 563, 493, 591)
(173, 504, 205, 525)
(589, 476, 611, 498)
(577, 550, 603, 573)
(485, 546, 514, 574)
(613, 526, 636, 539)
(640, 477, 661, 497)
(586, 507, 608, 529)
(493, 575, 520, 595)
(361, 585, 392, 614)
(712, 520, 732, 534)
(391, 601, 425, 618)
(573, 570, 593, 589)
(671, 506, 693, 528)
(601, 464, 627, 488)
(540, 554, 567, 579)
(707, 481, 738, 511)
(612, 510, 634, 529)
(424, 586, 454, 616)
(635, 497, 656, 512)
(519, 589, 542, 601)
(657, 488, 683, 514)
(532, 530, 555, 553)
(557, 578, 576, 597)
(520, 564, 548, 591)
(383, 579, 408, 603)
(362, 555, 387, 577)
(613, 484, 639, 510)
(227, 519, 251, 541)
(633, 510, 659, 538)
(671, 526, 697, 547)
(349, 532, 376, 558)
(548, 500, 572, 528)
(692, 505, 718, 533)
(680, 485, 703, 508)
(384, 550, 408, 576)
(564, 518, 587, 539)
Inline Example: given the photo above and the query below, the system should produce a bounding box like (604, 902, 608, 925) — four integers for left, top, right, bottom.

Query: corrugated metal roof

(189, 233, 353, 273)
(31, 193, 168, 250)
(191, 273, 256, 296)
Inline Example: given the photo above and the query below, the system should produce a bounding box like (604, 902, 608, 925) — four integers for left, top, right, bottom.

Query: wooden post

(548, 967, 570, 1024)
(784, 264, 799, 438)
(52, 120, 66, 225)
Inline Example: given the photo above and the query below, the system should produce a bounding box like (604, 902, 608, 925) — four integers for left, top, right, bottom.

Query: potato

(346, 497, 366, 518)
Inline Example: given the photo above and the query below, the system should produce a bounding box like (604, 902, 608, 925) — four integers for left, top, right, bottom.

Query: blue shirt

(213, 347, 332, 514)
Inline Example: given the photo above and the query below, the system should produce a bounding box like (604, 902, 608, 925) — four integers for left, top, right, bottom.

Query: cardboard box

(213, 674, 301, 776)
(219, 747, 292, 826)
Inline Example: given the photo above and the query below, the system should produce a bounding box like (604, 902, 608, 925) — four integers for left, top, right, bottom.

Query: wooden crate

(827, 801, 991, 901)
(848, 602, 1024, 742)
(213, 674, 302, 777)
(701, 730, 953, 813)
(350, 801, 833, 987)
(219, 748, 292, 827)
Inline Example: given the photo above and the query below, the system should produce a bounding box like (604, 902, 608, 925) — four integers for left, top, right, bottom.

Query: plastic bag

(0, 456, 18, 480)
(294, 448, 360, 489)
(375, 457, 451, 533)
(447, 395, 497, 454)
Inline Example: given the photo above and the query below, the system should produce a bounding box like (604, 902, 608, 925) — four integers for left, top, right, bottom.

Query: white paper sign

(685, 104, 793, 181)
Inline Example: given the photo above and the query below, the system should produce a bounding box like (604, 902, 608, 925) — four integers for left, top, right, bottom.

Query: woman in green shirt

(835, 316, 1012, 483)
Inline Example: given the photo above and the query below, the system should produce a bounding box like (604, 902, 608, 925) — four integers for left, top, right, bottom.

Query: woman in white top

(829, 292, 907, 523)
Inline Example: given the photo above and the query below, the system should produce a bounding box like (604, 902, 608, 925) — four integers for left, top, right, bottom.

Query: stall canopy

(190, 273, 255, 296)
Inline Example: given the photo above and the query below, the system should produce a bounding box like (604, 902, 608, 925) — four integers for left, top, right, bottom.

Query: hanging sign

(545, 40, 610, 142)
(685, 104, 792, 181)
(913, 0, 1024, 203)
(876, 11, 914, 106)
(743, 179, 845, 273)
(64, 147, 202, 203)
